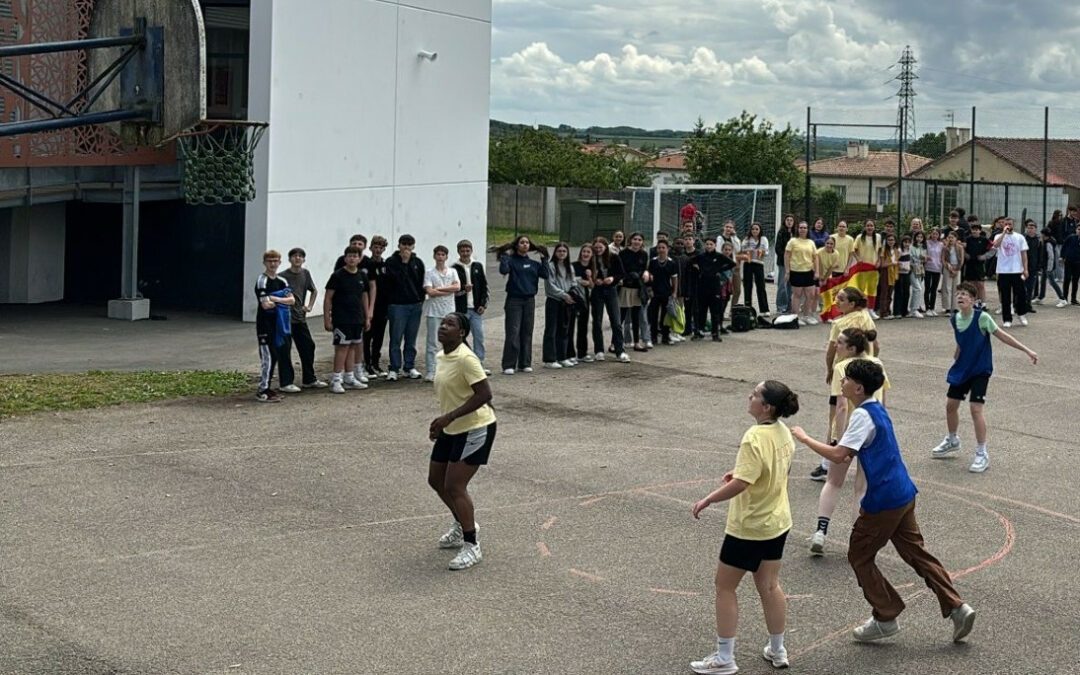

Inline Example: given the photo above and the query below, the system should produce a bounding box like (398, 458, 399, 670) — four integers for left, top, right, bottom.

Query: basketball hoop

(168, 119, 268, 206)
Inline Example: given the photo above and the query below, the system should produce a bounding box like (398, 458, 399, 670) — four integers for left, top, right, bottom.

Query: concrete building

(798, 141, 931, 208)
(647, 151, 689, 186)
(0, 0, 493, 320)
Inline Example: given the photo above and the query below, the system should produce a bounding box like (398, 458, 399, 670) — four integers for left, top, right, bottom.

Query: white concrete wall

(0, 203, 65, 303)
(244, 0, 491, 319)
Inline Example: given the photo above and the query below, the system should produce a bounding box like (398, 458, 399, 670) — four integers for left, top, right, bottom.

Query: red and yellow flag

(820, 262, 880, 321)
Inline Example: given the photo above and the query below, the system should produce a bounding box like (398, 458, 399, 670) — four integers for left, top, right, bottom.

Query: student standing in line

(963, 218, 991, 307)
(323, 245, 370, 393)
(990, 218, 1030, 328)
(428, 312, 496, 571)
(876, 232, 898, 319)
(831, 220, 855, 274)
(889, 235, 912, 320)
(542, 242, 580, 369)
(940, 230, 965, 315)
(497, 235, 550, 375)
(609, 230, 625, 255)
(815, 236, 842, 285)
(809, 217, 830, 248)
(1035, 227, 1067, 308)
(278, 247, 327, 391)
(784, 221, 819, 325)
(423, 245, 462, 383)
(741, 221, 770, 316)
(618, 232, 651, 353)
(693, 237, 736, 341)
(908, 231, 927, 318)
(689, 381, 800, 674)
(336, 234, 371, 383)
(647, 239, 679, 345)
(568, 244, 595, 362)
(384, 234, 427, 381)
(923, 228, 944, 316)
(254, 250, 295, 402)
(720, 220, 743, 310)
(589, 236, 629, 362)
(850, 219, 881, 318)
(1022, 220, 1042, 307)
(775, 214, 796, 313)
(1063, 221, 1080, 305)
(363, 235, 391, 378)
(930, 282, 1038, 473)
(678, 233, 699, 337)
(452, 239, 491, 374)
(792, 360, 977, 645)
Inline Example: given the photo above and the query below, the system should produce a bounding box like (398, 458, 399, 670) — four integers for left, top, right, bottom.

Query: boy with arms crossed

(324, 245, 371, 393)
(278, 248, 326, 391)
(254, 250, 295, 402)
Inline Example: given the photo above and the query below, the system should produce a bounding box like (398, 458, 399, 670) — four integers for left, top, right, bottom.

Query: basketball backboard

(87, 0, 207, 146)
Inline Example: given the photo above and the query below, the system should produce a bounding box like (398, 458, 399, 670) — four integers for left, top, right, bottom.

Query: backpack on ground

(730, 305, 757, 332)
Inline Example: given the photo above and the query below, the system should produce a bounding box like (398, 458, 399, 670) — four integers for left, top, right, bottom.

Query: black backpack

(730, 305, 757, 332)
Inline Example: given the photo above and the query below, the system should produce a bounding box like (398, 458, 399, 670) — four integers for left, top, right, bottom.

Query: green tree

(813, 186, 842, 224)
(489, 128, 654, 188)
(685, 112, 803, 199)
(908, 132, 946, 159)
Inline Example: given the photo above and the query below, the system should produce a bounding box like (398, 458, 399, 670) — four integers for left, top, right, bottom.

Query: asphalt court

(1, 283, 1079, 674)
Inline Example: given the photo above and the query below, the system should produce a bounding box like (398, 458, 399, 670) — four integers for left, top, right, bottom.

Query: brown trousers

(847, 498, 963, 622)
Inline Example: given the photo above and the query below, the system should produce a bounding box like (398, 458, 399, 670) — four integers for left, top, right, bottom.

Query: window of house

(877, 187, 891, 205)
(829, 185, 847, 203)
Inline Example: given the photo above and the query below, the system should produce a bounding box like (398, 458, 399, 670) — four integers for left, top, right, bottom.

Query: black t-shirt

(618, 248, 649, 288)
(359, 257, 385, 307)
(648, 257, 678, 297)
(964, 235, 989, 271)
(255, 273, 290, 334)
(325, 267, 368, 323)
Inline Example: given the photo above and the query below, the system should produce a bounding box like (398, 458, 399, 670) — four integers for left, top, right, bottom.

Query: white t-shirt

(423, 267, 458, 318)
(839, 407, 876, 451)
(993, 232, 1028, 274)
(743, 236, 769, 264)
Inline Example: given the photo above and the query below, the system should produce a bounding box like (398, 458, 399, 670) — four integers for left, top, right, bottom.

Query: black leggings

(647, 295, 671, 342)
(924, 271, 941, 310)
(620, 305, 642, 343)
(1063, 261, 1080, 301)
(742, 263, 769, 313)
(566, 295, 590, 358)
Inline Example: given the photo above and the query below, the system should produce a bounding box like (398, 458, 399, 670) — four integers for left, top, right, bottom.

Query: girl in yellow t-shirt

(809, 327, 890, 556)
(690, 381, 800, 672)
(815, 237, 842, 284)
(851, 220, 881, 317)
(428, 312, 497, 571)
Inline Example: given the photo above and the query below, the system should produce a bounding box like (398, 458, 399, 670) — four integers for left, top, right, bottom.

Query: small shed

(559, 198, 626, 244)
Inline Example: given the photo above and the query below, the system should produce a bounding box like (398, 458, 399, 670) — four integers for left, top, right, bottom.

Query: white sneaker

(423, 375, 435, 383)
(926, 310, 937, 317)
(810, 530, 826, 556)
(582, 354, 595, 362)
(1019, 315, 1029, 326)
(502, 368, 515, 375)
(931, 436, 961, 458)
(1057, 300, 1069, 308)
(330, 380, 346, 394)
(993, 307, 1001, 314)
(969, 453, 990, 473)
(302, 379, 328, 389)
(448, 541, 482, 570)
(762, 644, 790, 669)
(617, 352, 631, 363)
(912, 310, 924, 318)
(853, 617, 899, 642)
(521, 366, 533, 373)
(644, 341, 654, 349)
(1002, 321, 1012, 328)
(407, 368, 422, 379)
(869, 310, 880, 319)
(344, 379, 368, 390)
(544, 362, 562, 369)
(594, 352, 605, 362)
(951, 603, 976, 642)
(1033, 298, 1043, 305)
(807, 316, 819, 325)
(690, 651, 738, 675)
(438, 521, 479, 549)
(483, 367, 492, 375)
(279, 384, 302, 393)
(798, 316, 809, 326)
(385, 370, 399, 381)
(356, 373, 369, 384)
(560, 359, 576, 368)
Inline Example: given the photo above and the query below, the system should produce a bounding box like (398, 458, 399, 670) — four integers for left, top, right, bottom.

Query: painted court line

(536, 542, 552, 557)
(649, 588, 700, 597)
(569, 568, 605, 583)
(541, 516, 558, 530)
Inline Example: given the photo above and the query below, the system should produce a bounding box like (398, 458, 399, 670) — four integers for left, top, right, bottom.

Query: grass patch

(487, 226, 559, 248)
(0, 370, 249, 417)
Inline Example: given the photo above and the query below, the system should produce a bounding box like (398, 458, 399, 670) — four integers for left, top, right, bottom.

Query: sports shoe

(503, 368, 515, 375)
(329, 378, 345, 394)
(1033, 298, 1043, 305)
(255, 389, 282, 403)
(869, 310, 880, 319)
(853, 617, 899, 642)
(762, 644, 789, 669)
(448, 542, 482, 570)
(993, 306, 1001, 314)
(1057, 300, 1069, 308)
(950, 603, 976, 642)
(912, 310, 924, 319)
(931, 436, 961, 458)
(582, 354, 595, 363)
(809, 465, 828, 481)
(302, 379, 328, 389)
(760, 311, 771, 317)
(521, 366, 534, 373)
(344, 378, 368, 390)
(385, 370, 399, 381)
(1002, 321, 1012, 328)
(560, 359, 576, 368)
(423, 374, 435, 383)
(806, 316, 819, 325)
(1019, 315, 1028, 326)
(810, 530, 826, 555)
(407, 368, 422, 379)
(617, 352, 631, 363)
(926, 310, 937, 317)
(438, 521, 479, 549)
(689, 651, 738, 675)
(544, 362, 563, 369)
(644, 341, 654, 349)
(279, 384, 301, 393)
(798, 316, 809, 326)
(593, 352, 605, 361)
(969, 453, 989, 473)
(355, 373, 369, 384)
(483, 367, 492, 375)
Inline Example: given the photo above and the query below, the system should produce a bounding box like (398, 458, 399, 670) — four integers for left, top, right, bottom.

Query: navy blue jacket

(499, 253, 550, 298)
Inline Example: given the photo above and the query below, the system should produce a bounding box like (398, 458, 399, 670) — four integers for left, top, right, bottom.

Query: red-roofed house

(645, 150, 689, 185)
(799, 141, 931, 207)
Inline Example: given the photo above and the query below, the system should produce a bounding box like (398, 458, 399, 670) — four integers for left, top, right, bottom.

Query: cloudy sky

(490, 0, 1080, 138)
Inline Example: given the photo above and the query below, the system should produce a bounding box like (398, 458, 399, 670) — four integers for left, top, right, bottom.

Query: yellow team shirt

(832, 234, 855, 270)
(830, 355, 890, 399)
(785, 238, 817, 272)
(852, 234, 880, 265)
(727, 422, 794, 540)
(434, 343, 496, 435)
(815, 248, 842, 277)
(829, 308, 877, 355)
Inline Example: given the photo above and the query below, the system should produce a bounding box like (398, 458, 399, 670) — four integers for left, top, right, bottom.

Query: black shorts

(963, 264, 985, 282)
(719, 530, 789, 572)
(332, 323, 363, 345)
(789, 270, 816, 287)
(431, 422, 497, 466)
(947, 374, 990, 404)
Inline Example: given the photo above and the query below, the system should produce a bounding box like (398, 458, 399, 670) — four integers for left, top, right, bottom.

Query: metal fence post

(1043, 106, 1049, 226)
(969, 106, 976, 214)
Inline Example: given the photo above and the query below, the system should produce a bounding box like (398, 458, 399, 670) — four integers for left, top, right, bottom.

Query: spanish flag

(820, 262, 879, 321)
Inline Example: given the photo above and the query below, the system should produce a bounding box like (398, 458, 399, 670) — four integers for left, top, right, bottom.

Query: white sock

(715, 636, 734, 662)
(947, 432, 959, 444)
(975, 443, 988, 456)
(332, 371, 343, 383)
(769, 632, 785, 653)
(343, 371, 356, 384)
(353, 366, 364, 379)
